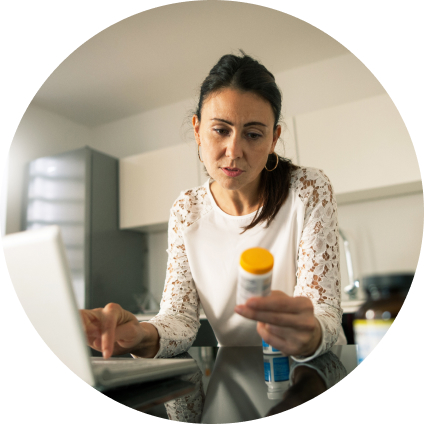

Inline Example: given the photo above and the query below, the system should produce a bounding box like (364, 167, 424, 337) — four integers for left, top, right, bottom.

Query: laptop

(2, 225, 198, 390)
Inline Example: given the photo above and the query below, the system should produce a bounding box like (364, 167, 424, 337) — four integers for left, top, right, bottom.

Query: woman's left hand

(234, 290, 322, 357)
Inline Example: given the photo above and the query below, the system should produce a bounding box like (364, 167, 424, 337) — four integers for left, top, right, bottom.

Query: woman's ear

(271, 125, 282, 153)
(193, 115, 201, 146)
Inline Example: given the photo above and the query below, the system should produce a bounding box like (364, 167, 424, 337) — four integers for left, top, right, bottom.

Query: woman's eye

(247, 132, 261, 140)
(214, 128, 229, 136)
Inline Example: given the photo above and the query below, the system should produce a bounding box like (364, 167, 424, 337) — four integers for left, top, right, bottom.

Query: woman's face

(193, 88, 280, 194)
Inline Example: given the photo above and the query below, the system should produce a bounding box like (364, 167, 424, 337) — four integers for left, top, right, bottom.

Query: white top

(149, 166, 346, 361)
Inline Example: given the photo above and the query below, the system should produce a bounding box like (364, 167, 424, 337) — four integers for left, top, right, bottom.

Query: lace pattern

(149, 187, 211, 358)
(164, 353, 205, 423)
(291, 167, 342, 358)
(290, 350, 347, 389)
(149, 167, 342, 359)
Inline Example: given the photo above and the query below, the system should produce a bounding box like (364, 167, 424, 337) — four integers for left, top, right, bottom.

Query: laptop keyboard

(91, 357, 194, 371)
(91, 357, 163, 368)
(90, 357, 197, 383)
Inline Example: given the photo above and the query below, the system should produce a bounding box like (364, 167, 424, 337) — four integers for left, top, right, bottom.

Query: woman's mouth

(221, 167, 244, 177)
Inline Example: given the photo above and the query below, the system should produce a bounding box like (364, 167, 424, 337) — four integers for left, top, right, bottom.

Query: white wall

(6, 52, 421, 301)
(87, 53, 418, 297)
(147, 230, 169, 307)
(91, 97, 195, 158)
(338, 192, 423, 302)
(142, 191, 424, 304)
(89, 54, 385, 159)
(6, 104, 92, 234)
(275, 53, 385, 117)
(1, 159, 8, 237)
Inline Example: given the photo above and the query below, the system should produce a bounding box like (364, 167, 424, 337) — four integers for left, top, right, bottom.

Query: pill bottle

(236, 247, 273, 305)
(262, 339, 282, 355)
(353, 273, 413, 364)
(263, 353, 290, 399)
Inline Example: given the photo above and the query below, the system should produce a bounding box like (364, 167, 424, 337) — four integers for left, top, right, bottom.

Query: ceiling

(31, 1, 348, 127)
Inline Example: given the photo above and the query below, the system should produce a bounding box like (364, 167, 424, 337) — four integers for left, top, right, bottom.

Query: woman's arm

(81, 190, 202, 359)
(291, 168, 342, 358)
(235, 168, 342, 359)
(147, 190, 202, 358)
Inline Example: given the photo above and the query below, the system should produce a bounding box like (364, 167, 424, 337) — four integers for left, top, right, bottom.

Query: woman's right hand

(80, 303, 159, 359)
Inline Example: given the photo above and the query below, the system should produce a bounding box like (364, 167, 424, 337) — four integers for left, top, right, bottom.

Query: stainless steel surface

(106, 345, 358, 421)
(189, 345, 357, 423)
(103, 378, 195, 412)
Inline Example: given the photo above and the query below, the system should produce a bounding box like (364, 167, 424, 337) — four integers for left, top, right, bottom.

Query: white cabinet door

(119, 143, 199, 230)
(295, 94, 421, 200)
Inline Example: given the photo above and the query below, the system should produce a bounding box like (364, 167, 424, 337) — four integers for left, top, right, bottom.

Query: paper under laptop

(2, 225, 198, 390)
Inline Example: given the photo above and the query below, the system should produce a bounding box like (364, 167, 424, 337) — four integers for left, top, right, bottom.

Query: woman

(81, 52, 346, 362)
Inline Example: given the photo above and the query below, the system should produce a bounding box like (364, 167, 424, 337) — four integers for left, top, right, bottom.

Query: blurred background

(2, 1, 422, 331)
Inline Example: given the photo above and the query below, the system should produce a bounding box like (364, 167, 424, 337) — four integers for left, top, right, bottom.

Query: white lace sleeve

(148, 189, 205, 358)
(290, 350, 347, 389)
(292, 168, 342, 360)
(164, 353, 205, 423)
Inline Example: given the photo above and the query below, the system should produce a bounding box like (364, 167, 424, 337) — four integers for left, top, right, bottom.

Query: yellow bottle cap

(240, 248, 274, 275)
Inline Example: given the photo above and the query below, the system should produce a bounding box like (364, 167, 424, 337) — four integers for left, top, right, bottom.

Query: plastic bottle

(236, 247, 273, 305)
(353, 273, 413, 364)
(263, 353, 290, 399)
(262, 339, 282, 355)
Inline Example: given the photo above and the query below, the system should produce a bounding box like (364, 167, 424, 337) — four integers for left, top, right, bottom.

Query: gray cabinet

(23, 147, 147, 312)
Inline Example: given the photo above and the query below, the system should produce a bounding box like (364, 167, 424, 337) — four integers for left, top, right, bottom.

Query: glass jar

(353, 273, 413, 364)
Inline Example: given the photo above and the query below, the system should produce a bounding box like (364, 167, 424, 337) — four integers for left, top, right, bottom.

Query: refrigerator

(23, 146, 148, 312)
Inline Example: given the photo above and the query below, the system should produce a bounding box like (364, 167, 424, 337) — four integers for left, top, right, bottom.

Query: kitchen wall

(6, 52, 422, 307)
(138, 192, 424, 307)
(89, 53, 385, 156)
(1, 160, 7, 237)
(147, 230, 169, 307)
(6, 104, 93, 234)
(91, 97, 195, 158)
(6, 52, 385, 235)
(337, 192, 422, 302)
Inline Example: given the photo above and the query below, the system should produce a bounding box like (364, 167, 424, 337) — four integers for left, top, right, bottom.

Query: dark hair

(195, 51, 298, 232)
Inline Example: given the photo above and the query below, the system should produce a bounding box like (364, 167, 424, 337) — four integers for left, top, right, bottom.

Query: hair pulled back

(195, 51, 298, 232)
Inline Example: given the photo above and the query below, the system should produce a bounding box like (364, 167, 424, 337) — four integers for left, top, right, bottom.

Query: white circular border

(1, 1, 422, 423)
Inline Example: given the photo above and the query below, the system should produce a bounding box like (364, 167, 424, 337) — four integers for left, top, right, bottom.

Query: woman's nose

(225, 133, 243, 159)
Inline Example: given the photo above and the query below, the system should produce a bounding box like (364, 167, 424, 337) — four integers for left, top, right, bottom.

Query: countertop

(106, 345, 358, 422)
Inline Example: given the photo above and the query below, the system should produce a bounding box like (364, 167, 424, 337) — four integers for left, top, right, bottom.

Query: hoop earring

(197, 144, 203, 163)
(265, 152, 279, 172)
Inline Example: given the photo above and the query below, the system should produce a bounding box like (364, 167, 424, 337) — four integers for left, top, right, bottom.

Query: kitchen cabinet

(120, 142, 199, 231)
(120, 94, 422, 231)
(295, 93, 422, 203)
